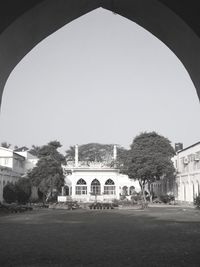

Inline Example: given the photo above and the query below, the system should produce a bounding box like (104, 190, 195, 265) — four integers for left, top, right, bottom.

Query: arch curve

(0, 0, 200, 110)
(77, 178, 87, 185)
(105, 179, 115, 185)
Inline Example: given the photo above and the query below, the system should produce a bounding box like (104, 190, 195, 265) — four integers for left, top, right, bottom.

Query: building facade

(151, 142, 200, 203)
(0, 147, 38, 202)
(58, 145, 140, 202)
(175, 142, 200, 203)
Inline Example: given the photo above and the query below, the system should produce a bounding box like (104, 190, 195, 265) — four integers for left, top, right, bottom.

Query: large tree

(65, 143, 129, 169)
(127, 132, 175, 202)
(29, 145, 41, 157)
(27, 141, 65, 201)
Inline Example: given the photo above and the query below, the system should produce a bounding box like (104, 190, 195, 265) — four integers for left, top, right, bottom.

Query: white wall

(64, 169, 140, 202)
(176, 143, 200, 203)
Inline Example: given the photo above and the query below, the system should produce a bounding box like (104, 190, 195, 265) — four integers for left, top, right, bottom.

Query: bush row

(3, 178, 31, 204)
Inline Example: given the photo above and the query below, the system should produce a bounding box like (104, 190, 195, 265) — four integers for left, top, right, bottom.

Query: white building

(59, 145, 140, 202)
(0, 147, 25, 174)
(0, 147, 38, 202)
(175, 142, 200, 203)
(15, 150, 38, 173)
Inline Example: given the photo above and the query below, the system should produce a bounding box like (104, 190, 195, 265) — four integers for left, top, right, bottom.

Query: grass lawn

(0, 206, 200, 266)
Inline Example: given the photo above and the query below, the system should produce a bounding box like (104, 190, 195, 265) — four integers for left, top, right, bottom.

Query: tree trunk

(139, 180, 148, 209)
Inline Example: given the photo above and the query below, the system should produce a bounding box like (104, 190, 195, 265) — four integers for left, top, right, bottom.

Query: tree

(3, 182, 17, 203)
(65, 143, 129, 169)
(27, 141, 65, 201)
(116, 147, 130, 172)
(15, 178, 32, 204)
(29, 145, 41, 157)
(127, 132, 175, 203)
(66, 143, 113, 162)
(1, 142, 11, 148)
(38, 141, 66, 164)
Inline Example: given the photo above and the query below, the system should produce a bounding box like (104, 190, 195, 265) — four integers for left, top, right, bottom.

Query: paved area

(0, 207, 200, 266)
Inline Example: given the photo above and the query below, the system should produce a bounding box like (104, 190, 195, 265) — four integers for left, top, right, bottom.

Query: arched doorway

(64, 185, 69, 196)
(0, 0, 200, 111)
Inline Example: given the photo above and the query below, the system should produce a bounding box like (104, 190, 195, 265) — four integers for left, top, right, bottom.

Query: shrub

(3, 183, 17, 203)
(160, 194, 175, 204)
(112, 199, 119, 207)
(3, 178, 32, 204)
(194, 194, 200, 209)
(131, 193, 143, 204)
(16, 178, 32, 204)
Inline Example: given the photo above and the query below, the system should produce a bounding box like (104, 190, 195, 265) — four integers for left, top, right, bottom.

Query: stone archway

(0, 0, 200, 110)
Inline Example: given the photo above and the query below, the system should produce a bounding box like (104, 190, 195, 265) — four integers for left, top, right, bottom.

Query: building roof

(177, 141, 200, 153)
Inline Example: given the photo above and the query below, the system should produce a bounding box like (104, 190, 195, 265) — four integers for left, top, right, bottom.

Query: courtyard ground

(0, 206, 200, 266)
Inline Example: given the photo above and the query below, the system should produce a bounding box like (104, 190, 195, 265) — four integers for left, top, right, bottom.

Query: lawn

(0, 207, 200, 266)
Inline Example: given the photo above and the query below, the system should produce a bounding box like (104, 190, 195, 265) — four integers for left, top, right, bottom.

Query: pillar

(75, 144, 78, 167)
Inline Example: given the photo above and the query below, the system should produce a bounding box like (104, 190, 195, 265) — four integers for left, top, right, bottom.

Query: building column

(75, 144, 78, 167)
(61, 186, 65, 196)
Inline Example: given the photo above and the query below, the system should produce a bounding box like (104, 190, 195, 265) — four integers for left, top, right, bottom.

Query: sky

(0, 8, 199, 153)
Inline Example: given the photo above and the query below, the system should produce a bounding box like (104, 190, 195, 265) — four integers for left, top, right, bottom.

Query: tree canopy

(127, 132, 175, 199)
(29, 145, 41, 157)
(65, 143, 129, 168)
(27, 141, 65, 201)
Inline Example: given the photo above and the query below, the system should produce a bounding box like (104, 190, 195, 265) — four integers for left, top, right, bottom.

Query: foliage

(115, 147, 130, 173)
(66, 143, 113, 162)
(28, 141, 65, 201)
(131, 192, 143, 203)
(38, 140, 66, 164)
(3, 183, 17, 203)
(15, 178, 32, 204)
(29, 145, 41, 157)
(127, 132, 175, 202)
(159, 194, 175, 204)
(194, 194, 200, 208)
(1, 142, 11, 148)
(3, 179, 32, 204)
(65, 143, 129, 171)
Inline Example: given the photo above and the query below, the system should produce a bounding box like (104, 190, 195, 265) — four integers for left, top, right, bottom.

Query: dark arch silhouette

(105, 179, 115, 185)
(76, 178, 87, 185)
(0, 0, 200, 110)
(91, 179, 101, 185)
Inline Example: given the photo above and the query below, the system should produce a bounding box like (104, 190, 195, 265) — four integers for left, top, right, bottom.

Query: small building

(0, 147, 26, 202)
(0, 146, 38, 202)
(15, 150, 38, 173)
(58, 145, 140, 203)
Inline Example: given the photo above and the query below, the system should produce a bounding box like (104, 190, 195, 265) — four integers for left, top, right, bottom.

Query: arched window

(104, 179, 115, 195)
(75, 179, 87, 195)
(91, 179, 101, 195)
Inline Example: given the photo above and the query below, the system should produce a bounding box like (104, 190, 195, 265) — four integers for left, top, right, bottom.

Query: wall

(176, 143, 200, 203)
